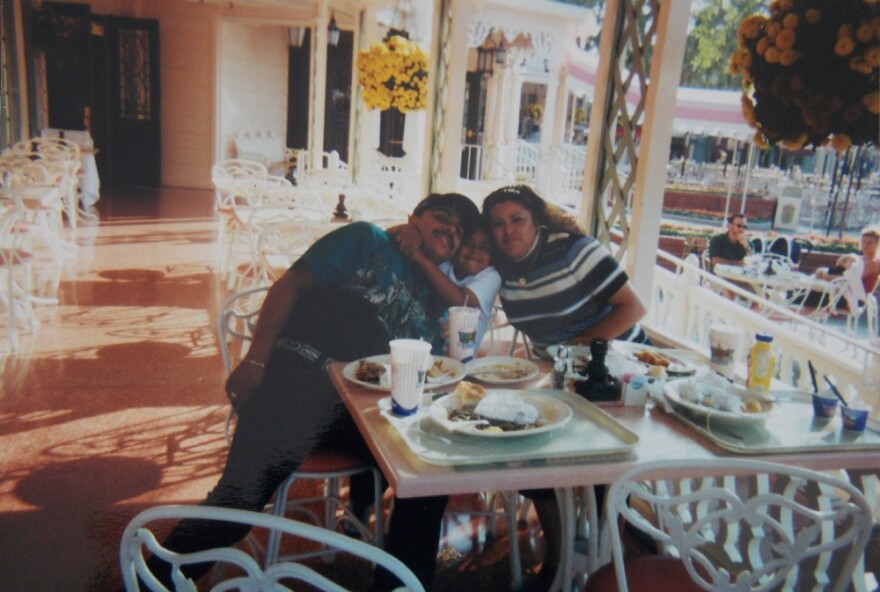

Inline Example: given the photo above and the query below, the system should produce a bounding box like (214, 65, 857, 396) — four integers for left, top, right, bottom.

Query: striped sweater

(499, 231, 637, 351)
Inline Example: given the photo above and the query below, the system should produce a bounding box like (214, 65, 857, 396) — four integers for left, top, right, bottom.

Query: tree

(680, 0, 765, 89)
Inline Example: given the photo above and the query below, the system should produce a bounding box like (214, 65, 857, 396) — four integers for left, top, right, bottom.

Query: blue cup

(841, 406, 869, 432)
(812, 393, 838, 419)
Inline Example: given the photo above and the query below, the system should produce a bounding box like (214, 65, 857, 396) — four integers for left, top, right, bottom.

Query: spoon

(823, 376, 848, 407)
(807, 360, 819, 394)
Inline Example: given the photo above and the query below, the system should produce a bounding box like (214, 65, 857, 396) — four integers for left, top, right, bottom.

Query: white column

(430, 0, 473, 192)
(310, 0, 330, 170)
(353, 1, 382, 185)
(502, 64, 524, 178)
(536, 61, 560, 196)
(626, 0, 693, 294)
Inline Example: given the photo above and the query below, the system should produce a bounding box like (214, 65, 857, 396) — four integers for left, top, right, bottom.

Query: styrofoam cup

(447, 306, 480, 363)
(709, 324, 742, 381)
(389, 339, 432, 416)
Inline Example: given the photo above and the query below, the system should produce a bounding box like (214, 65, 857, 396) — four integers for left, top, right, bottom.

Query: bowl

(811, 393, 839, 419)
(841, 406, 869, 432)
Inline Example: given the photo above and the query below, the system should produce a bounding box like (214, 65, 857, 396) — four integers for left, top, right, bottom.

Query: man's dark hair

(728, 214, 746, 224)
(413, 193, 481, 235)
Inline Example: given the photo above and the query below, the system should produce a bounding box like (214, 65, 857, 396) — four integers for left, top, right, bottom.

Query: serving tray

(379, 389, 638, 466)
(666, 392, 880, 454)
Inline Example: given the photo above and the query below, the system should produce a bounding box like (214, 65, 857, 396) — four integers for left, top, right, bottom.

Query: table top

(714, 263, 831, 291)
(329, 362, 880, 498)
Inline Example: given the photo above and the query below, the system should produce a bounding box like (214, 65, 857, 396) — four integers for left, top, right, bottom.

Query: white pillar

(310, 0, 331, 170)
(536, 61, 560, 196)
(626, 0, 693, 294)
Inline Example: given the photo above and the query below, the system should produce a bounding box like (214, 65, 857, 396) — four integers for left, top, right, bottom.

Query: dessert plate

(428, 390, 572, 438)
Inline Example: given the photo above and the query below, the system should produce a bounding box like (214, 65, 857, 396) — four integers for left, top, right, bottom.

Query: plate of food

(428, 381, 572, 437)
(611, 342, 698, 376)
(342, 355, 466, 391)
(664, 377, 776, 424)
(465, 356, 541, 384)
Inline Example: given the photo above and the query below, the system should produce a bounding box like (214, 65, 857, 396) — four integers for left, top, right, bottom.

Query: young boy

(393, 223, 501, 354)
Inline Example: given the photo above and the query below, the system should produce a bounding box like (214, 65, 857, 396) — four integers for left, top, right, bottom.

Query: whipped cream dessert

(474, 391, 539, 426)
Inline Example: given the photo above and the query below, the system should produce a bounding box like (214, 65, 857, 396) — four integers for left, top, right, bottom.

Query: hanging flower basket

(730, 0, 879, 152)
(523, 103, 544, 122)
(355, 29, 429, 113)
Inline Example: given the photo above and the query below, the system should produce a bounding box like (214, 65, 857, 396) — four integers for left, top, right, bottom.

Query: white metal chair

(120, 504, 423, 592)
(584, 458, 873, 592)
(216, 287, 384, 568)
(0, 190, 38, 351)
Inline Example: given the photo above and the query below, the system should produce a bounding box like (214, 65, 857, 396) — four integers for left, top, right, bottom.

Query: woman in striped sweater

(482, 185, 648, 591)
(483, 185, 647, 352)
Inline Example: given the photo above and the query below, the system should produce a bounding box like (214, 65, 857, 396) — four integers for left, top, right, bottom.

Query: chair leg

(503, 491, 523, 589)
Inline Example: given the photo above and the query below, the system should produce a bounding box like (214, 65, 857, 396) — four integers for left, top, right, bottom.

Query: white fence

(646, 250, 880, 408)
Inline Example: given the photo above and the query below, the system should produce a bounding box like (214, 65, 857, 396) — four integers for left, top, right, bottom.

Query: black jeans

(146, 342, 376, 585)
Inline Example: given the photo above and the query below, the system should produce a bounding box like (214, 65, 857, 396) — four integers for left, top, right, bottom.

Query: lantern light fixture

(328, 12, 340, 46)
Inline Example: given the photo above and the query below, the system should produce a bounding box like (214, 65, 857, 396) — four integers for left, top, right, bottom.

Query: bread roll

(453, 380, 486, 407)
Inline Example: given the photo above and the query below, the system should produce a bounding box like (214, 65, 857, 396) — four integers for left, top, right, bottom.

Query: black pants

(146, 343, 377, 586)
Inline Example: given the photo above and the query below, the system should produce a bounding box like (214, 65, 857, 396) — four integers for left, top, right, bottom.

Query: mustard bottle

(747, 333, 775, 394)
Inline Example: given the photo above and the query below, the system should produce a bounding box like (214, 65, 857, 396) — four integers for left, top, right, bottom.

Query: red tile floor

(0, 186, 545, 591)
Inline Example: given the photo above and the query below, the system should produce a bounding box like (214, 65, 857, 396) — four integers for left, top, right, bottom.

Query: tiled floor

(0, 186, 543, 591)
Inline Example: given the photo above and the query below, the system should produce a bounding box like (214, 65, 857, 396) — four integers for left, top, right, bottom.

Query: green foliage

(680, 0, 765, 89)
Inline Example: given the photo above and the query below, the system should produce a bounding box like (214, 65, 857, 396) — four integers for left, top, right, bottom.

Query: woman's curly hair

(482, 185, 584, 235)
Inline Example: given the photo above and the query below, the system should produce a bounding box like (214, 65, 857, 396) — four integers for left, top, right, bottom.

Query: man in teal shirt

(147, 193, 480, 589)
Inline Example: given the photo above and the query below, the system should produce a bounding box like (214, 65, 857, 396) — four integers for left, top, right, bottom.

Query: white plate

(611, 341, 698, 376)
(428, 390, 572, 438)
(664, 379, 777, 425)
(342, 355, 466, 391)
(465, 356, 541, 384)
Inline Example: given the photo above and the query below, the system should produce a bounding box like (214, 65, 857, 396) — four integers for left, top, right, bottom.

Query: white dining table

(328, 359, 880, 590)
(714, 263, 834, 315)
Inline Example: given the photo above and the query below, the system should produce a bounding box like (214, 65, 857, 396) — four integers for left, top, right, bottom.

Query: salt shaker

(552, 346, 568, 389)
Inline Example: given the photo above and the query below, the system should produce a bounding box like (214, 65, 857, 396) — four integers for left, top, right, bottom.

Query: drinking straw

(823, 376, 848, 407)
(807, 360, 819, 394)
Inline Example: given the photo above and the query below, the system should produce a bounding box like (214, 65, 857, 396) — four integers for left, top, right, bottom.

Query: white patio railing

(645, 250, 880, 409)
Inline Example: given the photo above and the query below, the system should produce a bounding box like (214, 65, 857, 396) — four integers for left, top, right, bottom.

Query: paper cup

(448, 306, 480, 362)
(841, 405, 869, 432)
(709, 324, 742, 380)
(389, 339, 432, 416)
(812, 391, 839, 419)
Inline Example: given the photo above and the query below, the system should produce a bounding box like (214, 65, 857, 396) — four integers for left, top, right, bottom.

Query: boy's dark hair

(413, 193, 481, 235)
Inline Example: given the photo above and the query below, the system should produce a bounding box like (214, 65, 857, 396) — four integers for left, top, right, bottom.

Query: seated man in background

(708, 214, 751, 270)
(708, 214, 756, 303)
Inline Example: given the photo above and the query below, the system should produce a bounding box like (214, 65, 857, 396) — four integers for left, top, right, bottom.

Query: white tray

(380, 389, 638, 466)
(666, 391, 880, 454)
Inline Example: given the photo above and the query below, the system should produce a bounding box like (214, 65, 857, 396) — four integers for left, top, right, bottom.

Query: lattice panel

(593, 0, 658, 260)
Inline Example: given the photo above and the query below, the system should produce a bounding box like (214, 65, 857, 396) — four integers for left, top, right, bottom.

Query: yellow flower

(857, 22, 874, 42)
(850, 55, 873, 74)
(835, 36, 856, 56)
(866, 46, 880, 67)
(782, 13, 799, 30)
(753, 131, 770, 149)
(765, 46, 781, 63)
(781, 133, 807, 150)
(805, 9, 821, 25)
(756, 36, 771, 55)
(831, 134, 852, 152)
(779, 48, 799, 66)
(738, 15, 767, 40)
(775, 29, 795, 49)
(766, 22, 782, 39)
